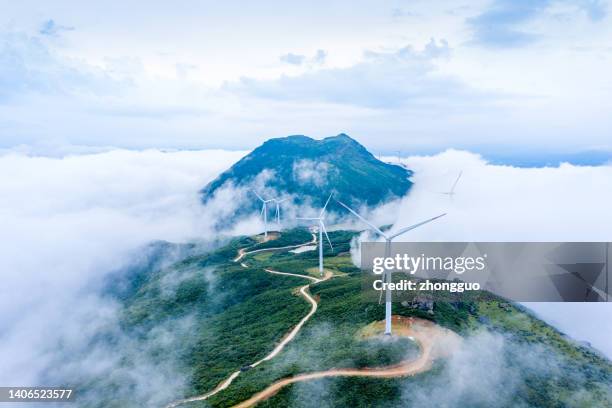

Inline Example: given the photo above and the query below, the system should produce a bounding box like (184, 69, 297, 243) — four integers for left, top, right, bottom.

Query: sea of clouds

(367, 150, 612, 358)
(0, 149, 254, 404)
(0, 147, 611, 406)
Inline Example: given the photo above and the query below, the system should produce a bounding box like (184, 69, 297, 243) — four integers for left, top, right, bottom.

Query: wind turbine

(440, 171, 462, 199)
(297, 194, 334, 276)
(252, 191, 274, 239)
(272, 197, 289, 228)
(336, 199, 446, 335)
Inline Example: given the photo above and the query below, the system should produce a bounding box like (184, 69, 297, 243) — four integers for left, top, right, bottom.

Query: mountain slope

(200, 134, 412, 209)
(74, 229, 611, 407)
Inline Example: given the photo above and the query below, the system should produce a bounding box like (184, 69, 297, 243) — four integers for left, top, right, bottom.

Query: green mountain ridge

(72, 229, 611, 407)
(200, 134, 413, 212)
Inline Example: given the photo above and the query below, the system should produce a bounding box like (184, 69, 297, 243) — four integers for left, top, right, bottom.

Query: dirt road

(233, 234, 317, 263)
(165, 234, 322, 408)
(252, 269, 331, 367)
(232, 317, 461, 408)
(166, 234, 460, 408)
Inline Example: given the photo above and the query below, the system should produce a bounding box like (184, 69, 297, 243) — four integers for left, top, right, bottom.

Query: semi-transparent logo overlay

(360, 242, 611, 302)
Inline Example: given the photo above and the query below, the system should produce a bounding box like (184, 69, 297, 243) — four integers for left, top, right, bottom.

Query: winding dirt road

(231, 317, 461, 408)
(251, 269, 331, 367)
(166, 233, 461, 408)
(233, 233, 317, 263)
(165, 234, 321, 408)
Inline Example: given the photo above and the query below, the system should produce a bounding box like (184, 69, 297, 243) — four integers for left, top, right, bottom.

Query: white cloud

(0, 30, 110, 102)
(0, 146, 611, 402)
(228, 39, 471, 109)
(349, 149, 612, 357)
(280, 52, 306, 65)
(399, 329, 601, 406)
(1, 3, 611, 155)
(292, 159, 332, 187)
(39, 19, 75, 37)
(279, 49, 327, 66)
(393, 149, 612, 241)
(0, 148, 253, 397)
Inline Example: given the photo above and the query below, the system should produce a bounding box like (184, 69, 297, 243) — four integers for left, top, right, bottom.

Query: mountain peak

(264, 133, 358, 146)
(201, 134, 412, 212)
(323, 133, 361, 146)
(328, 133, 354, 141)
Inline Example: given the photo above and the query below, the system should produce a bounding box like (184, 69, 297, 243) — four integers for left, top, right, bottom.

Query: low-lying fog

(0, 148, 610, 404)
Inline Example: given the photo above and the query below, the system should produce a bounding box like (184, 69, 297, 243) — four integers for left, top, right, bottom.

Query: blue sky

(1, 0, 611, 161)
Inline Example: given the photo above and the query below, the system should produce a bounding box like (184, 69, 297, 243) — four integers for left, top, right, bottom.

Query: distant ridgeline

(200, 134, 413, 216)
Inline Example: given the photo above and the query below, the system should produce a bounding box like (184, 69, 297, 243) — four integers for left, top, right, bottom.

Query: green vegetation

(200, 134, 412, 217)
(257, 377, 407, 408)
(245, 230, 359, 278)
(88, 227, 610, 408)
(249, 228, 313, 251)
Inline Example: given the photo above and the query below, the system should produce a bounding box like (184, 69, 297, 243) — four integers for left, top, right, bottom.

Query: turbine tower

(336, 199, 446, 335)
(297, 194, 334, 276)
(440, 170, 462, 199)
(253, 191, 274, 238)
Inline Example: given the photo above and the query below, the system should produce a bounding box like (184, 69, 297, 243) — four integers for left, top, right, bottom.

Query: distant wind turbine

(297, 194, 334, 276)
(253, 191, 274, 238)
(272, 197, 289, 228)
(440, 171, 462, 199)
(336, 199, 446, 335)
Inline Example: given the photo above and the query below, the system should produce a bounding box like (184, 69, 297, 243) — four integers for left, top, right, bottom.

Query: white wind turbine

(253, 191, 274, 238)
(440, 171, 462, 199)
(336, 199, 446, 335)
(272, 197, 289, 229)
(297, 194, 334, 276)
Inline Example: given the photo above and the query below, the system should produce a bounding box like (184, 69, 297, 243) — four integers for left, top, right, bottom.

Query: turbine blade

(321, 222, 333, 251)
(450, 171, 462, 194)
(260, 203, 265, 216)
(319, 193, 333, 217)
(335, 199, 387, 238)
(252, 190, 264, 202)
(388, 213, 447, 240)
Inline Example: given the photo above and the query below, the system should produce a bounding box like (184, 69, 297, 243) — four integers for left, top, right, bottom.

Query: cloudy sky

(1, 2, 611, 400)
(2, 0, 611, 162)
